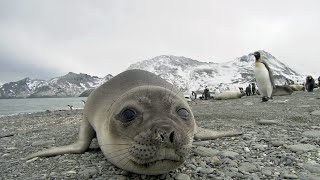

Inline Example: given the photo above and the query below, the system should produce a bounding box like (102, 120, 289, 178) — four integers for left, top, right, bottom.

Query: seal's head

(97, 86, 195, 175)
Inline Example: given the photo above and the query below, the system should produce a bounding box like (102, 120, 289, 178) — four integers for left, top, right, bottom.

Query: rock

(193, 141, 210, 146)
(66, 170, 76, 174)
(262, 169, 272, 176)
(210, 156, 222, 166)
(282, 173, 298, 179)
(193, 146, 219, 157)
(31, 140, 55, 147)
(302, 130, 320, 138)
(252, 144, 268, 150)
(49, 172, 59, 177)
(243, 102, 253, 106)
(286, 144, 317, 152)
(198, 167, 214, 174)
(218, 151, 239, 159)
(256, 119, 279, 125)
(223, 167, 238, 177)
(175, 173, 190, 180)
(271, 140, 285, 147)
(186, 163, 196, 170)
(1, 153, 10, 158)
(244, 147, 250, 152)
(78, 167, 98, 179)
(0, 132, 15, 138)
(311, 110, 320, 116)
(238, 162, 257, 173)
(302, 161, 320, 173)
(26, 157, 38, 163)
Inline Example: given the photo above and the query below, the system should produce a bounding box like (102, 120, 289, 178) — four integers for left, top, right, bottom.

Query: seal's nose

(154, 125, 175, 144)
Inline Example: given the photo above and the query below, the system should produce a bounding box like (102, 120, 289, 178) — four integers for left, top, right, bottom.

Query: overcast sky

(1, 0, 319, 84)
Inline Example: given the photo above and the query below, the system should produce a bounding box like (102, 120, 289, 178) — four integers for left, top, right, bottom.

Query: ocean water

(0, 97, 87, 117)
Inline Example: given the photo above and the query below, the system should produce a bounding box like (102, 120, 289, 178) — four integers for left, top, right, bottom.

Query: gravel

(1, 91, 320, 179)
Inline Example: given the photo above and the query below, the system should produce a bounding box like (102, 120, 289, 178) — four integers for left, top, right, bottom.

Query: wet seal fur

(272, 85, 293, 96)
(26, 69, 242, 175)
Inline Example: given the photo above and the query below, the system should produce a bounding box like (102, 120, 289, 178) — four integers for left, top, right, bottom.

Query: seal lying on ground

(289, 84, 305, 91)
(272, 85, 293, 96)
(27, 69, 242, 175)
(214, 91, 245, 100)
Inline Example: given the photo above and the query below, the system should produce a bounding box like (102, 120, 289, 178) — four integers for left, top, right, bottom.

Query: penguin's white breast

(255, 63, 271, 95)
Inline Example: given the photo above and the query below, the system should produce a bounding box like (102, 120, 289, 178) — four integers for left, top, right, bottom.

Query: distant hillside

(128, 50, 303, 92)
(0, 73, 113, 98)
(0, 50, 305, 98)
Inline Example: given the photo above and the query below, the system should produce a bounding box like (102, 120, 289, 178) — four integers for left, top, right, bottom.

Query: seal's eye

(121, 109, 137, 122)
(177, 108, 189, 119)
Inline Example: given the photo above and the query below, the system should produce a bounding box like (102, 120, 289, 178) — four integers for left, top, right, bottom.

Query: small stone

(186, 163, 196, 170)
(302, 162, 320, 173)
(302, 130, 320, 138)
(193, 146, 219, 157)
(79, 167, 98, 179)
(274, 172, 280, 176)
(252, 144, 268, 150)
(210, 156, 222, 166)
(199, 168, 214, 174)
(26, 157, 38, 163)
(66, 170, 76, 174)
(287, 144, 317, 152)
(244, 147, 250, 152)
(193, 141, 210, 146)
(175, 173, 190, 180)
(219, 151, 239, 159)
(31, 140, 55, 147)
(1, 153, 10, 158)
(310, 110, 320, 116)
(257, 119, 279, 125)
(262, 169, 272, 176)
(283, 173, 298, 179)
(238, 162, 257, 173)
(49, 172, 59, 177)
(243, 102, 253, 106)
(271, 140, 285, 147)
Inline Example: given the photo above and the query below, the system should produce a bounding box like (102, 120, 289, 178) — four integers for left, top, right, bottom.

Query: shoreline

(1, 91, 320, 179)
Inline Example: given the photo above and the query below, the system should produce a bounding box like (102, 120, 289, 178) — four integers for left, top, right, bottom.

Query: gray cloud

(0, 0, 319, 84)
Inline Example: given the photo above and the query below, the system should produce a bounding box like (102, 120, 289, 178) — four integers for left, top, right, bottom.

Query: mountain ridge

(128, 50, 303, 92)
(0, 51, 304, 98)
(0, 73, 113, 98)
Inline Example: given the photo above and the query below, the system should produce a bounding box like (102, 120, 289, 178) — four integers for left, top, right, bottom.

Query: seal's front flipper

(194, 127, 243, 140)
(26, 119, 95, 160)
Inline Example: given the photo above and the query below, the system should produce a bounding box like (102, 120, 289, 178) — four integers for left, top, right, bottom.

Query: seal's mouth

(132, 158, 183, 168)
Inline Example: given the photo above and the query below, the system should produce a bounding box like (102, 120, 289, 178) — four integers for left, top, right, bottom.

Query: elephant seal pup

(289, 84, 305, 91)
(27, 69, 242, 175)
(214, 91, 245, 100)
(272, 85, 293, 96)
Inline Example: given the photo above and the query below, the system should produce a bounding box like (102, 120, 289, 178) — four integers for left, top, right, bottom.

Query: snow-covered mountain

(0, 73, 113, 98)
(0, 50, 304, 98)
(128, 51, 303, 92)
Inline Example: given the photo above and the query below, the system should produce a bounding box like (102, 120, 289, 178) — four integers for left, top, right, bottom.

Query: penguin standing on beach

(252, 51, 275, 102)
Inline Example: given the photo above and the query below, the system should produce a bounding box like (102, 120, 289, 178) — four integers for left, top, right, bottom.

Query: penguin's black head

(253, 51, 261, 61)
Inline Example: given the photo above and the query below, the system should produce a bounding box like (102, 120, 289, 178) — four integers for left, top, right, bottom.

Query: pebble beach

(1, 91, 320, 179)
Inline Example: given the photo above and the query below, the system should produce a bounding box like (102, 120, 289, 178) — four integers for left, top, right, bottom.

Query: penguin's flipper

(261, 61, 276, 88)
(194, 127, 243, 140)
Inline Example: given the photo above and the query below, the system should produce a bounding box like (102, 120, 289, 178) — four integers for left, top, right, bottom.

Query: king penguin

(252, 51, 275, 102)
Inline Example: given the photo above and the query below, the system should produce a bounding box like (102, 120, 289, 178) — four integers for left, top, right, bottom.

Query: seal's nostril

(169, 131, 175, 143)
(160, 134, 165, 141)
